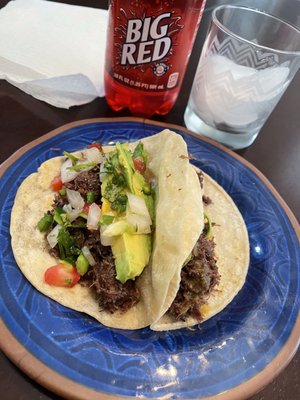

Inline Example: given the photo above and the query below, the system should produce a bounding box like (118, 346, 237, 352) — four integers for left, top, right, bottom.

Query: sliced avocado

(116, 142, 135, 193)
(131, 170, 144, 196)
(100, 143, 154, 285)
(112, 232, 151, 284)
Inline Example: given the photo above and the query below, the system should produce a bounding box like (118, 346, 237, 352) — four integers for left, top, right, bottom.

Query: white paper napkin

(0, 0, 108, 108)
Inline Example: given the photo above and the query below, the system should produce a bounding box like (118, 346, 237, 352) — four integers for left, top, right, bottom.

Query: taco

(11, 129, 249, 331)
(10, 130, 203, 329)
(150, 168, 250, 331)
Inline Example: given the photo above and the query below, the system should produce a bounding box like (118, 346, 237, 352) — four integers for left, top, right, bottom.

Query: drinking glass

(184, 5, 300, 149)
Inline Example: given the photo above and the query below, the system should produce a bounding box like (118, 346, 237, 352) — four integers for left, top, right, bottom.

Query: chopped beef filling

(168, 233, 219, 322)
(203, 195, 212, 205)
(52, 193, 68, 208)
(47, 166, 140, 314)
(85, 258, 140, 314)
(65, 167, 101, 202)
(49, 225, 140, 314)
(82, 232, 140, 313)
(197, 171, 204, 189)
(47, 164, 215, 317)
(52, 167, 101, 208)
(196, 171, 212, 205)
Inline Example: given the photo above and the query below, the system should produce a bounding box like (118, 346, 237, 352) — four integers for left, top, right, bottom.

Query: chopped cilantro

(103, 175, 126, 202)
(111, 194, 128, 212)
(102, 153, 121, 176)
(100, 215, 115, 225)
(63, 151, 79, 164)
(67, 221, 87, 229)
(57, 228, 81, 263)
(67, 162, 97, 172)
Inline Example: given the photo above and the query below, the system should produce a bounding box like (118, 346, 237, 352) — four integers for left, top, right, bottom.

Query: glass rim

(212, 4, 300, 56)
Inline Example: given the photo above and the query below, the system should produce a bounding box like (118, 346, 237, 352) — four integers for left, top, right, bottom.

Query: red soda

(104, 0, 207, 117)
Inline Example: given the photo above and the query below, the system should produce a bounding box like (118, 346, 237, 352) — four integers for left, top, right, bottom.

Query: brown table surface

(0, 1, 299, 399)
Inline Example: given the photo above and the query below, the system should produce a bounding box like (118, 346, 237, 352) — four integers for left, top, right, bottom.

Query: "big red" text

(121, 13, 172, 65)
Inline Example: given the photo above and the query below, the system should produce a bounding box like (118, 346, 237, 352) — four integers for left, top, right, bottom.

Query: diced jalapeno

(37, 213, 53, 232)
(142, 183, 151, 195)
(53, 208, 64, 225)
(75, 253, 89, 276)
(59, 187, 66, 196)
(87, 191, 95, 204)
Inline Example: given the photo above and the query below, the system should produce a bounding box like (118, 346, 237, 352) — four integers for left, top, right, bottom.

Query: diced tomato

(51, 175, 63, 192)
(133, 157, 146, 174)
(82, 202, 101, 215)
(82, 203, 91, 215)
(44, 263, 80, 288)
(87, 143, 102, 152)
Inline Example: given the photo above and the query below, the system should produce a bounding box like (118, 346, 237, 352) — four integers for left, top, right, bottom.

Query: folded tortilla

(10, 130, 203, 329)
(151, 170, 250, 331)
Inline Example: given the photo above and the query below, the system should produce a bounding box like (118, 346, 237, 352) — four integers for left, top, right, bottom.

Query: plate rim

(0, 117, 299, 400)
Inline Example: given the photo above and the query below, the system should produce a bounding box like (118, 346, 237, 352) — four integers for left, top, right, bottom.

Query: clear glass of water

(184, 5, 300, 149)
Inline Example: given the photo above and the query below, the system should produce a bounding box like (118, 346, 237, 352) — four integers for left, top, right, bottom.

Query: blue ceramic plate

(0, 119, 299, 400)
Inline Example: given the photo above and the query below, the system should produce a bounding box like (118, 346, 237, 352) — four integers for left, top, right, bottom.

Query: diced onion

(66, 189, 85, 210)
(126, 213, 151, 234)
(81, 246, 96, 266)
(47, 224, 62, 248)
(101, 220, 129, 237)
(84, 147, 105, 164)
(63, 204, 72, 213)
(100, 226, 113, 246)
(87, 203, 101, 230)
(127, 193, 151, 224)
(63, 204, 82, 222)
(99, 162, 107, 183)
(60, 158, 80, 183)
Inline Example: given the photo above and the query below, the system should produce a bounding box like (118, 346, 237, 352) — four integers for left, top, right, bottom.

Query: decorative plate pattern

(0, 119, 299, 399)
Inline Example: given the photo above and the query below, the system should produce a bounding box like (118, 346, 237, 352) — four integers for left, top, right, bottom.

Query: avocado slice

(116, 142, 135, 193)
(112, 232, 151, 284)
(101, 142, 154, 284)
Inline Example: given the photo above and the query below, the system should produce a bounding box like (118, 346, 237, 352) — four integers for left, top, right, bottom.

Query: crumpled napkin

(0, 0, 108, 108)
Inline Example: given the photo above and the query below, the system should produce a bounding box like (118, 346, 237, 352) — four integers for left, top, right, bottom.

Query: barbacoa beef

(65, 167, 101, 202)
(83, 231, 141, 314)
(46, 165, 140, 314)
(87, 258, 140, 314)
(52, 167, 101, 208)
(168, 233, 220, 322)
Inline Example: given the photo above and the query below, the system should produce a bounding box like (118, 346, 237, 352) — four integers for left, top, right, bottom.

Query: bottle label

(106, 2, 206, 92)
(109, 7, 190, 92)
(120, 13, 172, 66)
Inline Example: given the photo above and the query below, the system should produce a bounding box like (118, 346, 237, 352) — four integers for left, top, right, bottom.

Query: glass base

(184, 105, 259, 150)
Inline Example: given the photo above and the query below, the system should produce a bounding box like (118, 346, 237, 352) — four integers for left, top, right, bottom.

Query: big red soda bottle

(104, 0, 207, 117)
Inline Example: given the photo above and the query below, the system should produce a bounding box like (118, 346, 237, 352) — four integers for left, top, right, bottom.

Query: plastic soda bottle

(104, 0, 207, 117)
